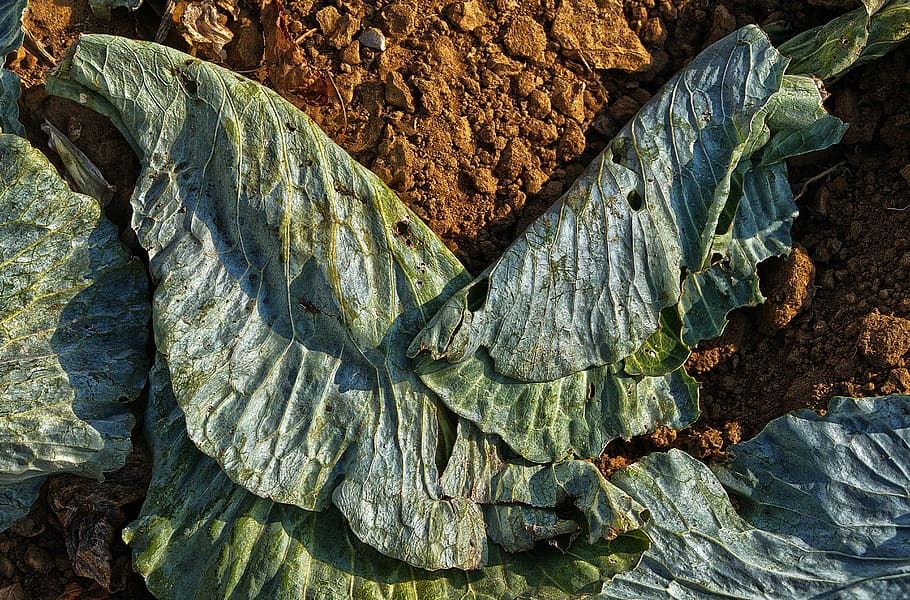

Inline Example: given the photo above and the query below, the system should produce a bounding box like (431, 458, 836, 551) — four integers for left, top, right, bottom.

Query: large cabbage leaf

(0, 133, 149, 530)
(408, 27, 830, 383)
(125, 357, 650, 600)
(714, 396, 910, 559)
(415, 353, 698, 462)
(47, 34, 647, 571)
(598, 396, 910, 598)
(410, 27, 845, 462)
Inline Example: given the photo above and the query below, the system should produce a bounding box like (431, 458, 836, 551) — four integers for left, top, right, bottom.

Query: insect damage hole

(466, 277, 489, 312)
(626, 189, 643, 211)
(393, 218, 419, 248)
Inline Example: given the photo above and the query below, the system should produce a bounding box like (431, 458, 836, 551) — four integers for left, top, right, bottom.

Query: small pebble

(359, 28, 386, 51)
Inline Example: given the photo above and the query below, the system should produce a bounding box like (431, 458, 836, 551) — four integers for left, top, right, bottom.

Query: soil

(3, 0, 909, 597)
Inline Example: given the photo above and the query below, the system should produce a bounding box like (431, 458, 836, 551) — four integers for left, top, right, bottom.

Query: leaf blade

(0, 133, 149, 529)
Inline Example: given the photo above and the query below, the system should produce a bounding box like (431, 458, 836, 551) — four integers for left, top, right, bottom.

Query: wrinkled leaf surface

(715, 396, 910, 558)
(48, 35, 646, 570)
(125, 358, 650, 600)
(599, 396, 910, 598)
(0, 133, 149, 530)
(410, 27, 792, 382)
(412, 27, 844, 463)
(0, 69, 24, 136)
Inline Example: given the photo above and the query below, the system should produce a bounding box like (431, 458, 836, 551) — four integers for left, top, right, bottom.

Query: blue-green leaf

(409, 27, 793, 383)
(411, 27, 846, 463)
(47, 35, 645, 570)
(715, 396, 910, 558)
(0, 133, 149, 530)
(0, 0, 27, 58)
(125, 357, 650, 600)
(416, 353, 698, 462)
(0, 69, 24, 136)
(599, 396, 910, 598)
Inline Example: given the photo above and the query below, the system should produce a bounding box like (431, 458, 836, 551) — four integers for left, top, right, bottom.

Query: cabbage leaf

(409, 27, 828, 382)
(125, 357, 650, 600)
(781, 0, 910, 80)
(411, 27, 845, 462)
(0, 133, 149, 529)
(599, 396, 910, 598)
(0, 0, 26, 58)
(0, 69, 24, 136)
(47, 34, 647, 570)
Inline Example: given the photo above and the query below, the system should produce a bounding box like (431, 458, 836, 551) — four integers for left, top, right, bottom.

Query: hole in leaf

(466, 277, 489, 312)
(626, 189, 643, 211)
(435, 400, 458, 474)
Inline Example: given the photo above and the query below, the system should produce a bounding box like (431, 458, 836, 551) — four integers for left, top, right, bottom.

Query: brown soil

(3, 0, 909, 597)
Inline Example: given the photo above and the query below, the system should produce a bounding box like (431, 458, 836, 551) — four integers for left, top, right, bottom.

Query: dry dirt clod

(316, 6, 360, 49)
(501, 16, 547, 65)
(445, 0, 487, 32)
(758, 245, 816, 332)
(22, 546, 54, 574)
(550, 0, 650, 71)
(857, 310, 910, 368)
(381, 1, 417, 37)
(384, 71, 415, 112)
(557, 120, 586, 161)
(551, 77, 586, 122)
(340, 41, 361, 64)
(705, 4, 736, 47)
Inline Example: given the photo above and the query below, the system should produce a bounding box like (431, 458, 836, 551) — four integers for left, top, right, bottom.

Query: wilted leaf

(410, 27, 799, 383)
(0, 583, 26, 600)
(48, 35, 646, 570)
(410, 27, 844, 463)
(599, 396, 910, 598)
(42, 119, 116, 205)
(416, 353, 699, 462)
(125, 358, 650, 600)
(0, 134, 149, 530)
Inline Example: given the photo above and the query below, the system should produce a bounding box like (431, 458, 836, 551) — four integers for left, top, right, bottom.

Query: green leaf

(47, 35, 646, 570)
(409, 27, 794, 383)
(126, 357, 650, 600)
(438, 418, 648, 552)
(715, 396, 910, 558)
(622, 309, 689, 377)
(0, 70, 24, 136)
(416, 353, 698, 462)
(781, 0, 910, 80)
(598, 396, 910, 598)
(0, 0, 27, 58)
(0, 133, 149, 530)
